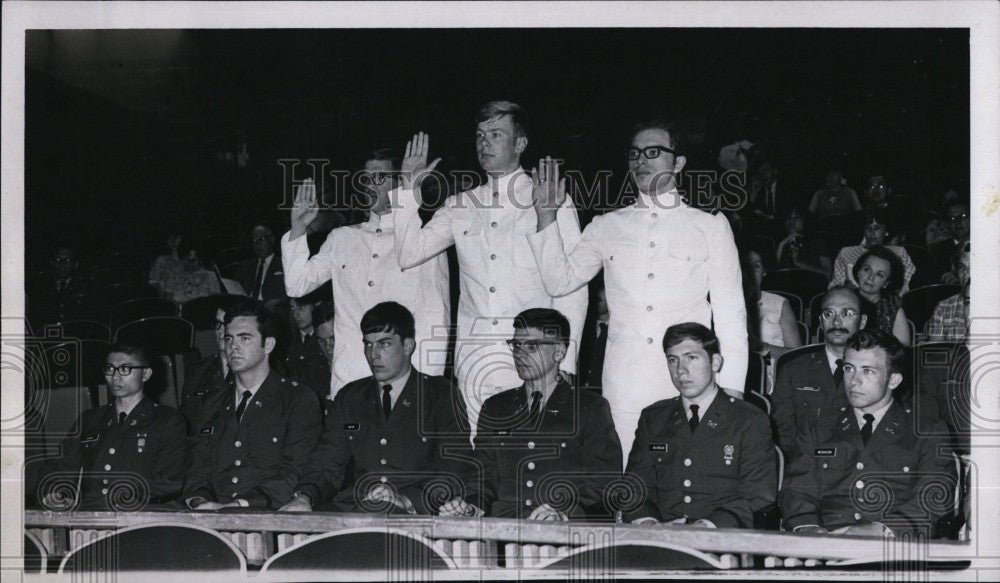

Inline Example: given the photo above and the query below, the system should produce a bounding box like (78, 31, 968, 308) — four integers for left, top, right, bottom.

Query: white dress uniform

(282, 211, 450, 397)
(393, 169, 588, 437)
(527, 190, 748, 465)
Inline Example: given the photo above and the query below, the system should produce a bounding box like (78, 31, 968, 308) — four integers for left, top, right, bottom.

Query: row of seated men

(36, 296, 961, 539)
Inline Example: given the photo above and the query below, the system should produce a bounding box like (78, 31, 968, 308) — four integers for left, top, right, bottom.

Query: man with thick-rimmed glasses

(772, 285, 869, 459)
(39, 342, 188, 510)
(527, 119, 748, 467)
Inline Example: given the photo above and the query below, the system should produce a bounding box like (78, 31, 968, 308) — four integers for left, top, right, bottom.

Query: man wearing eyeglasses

(29, 244, 103, 329)
(40, 343, 187, 510)
(283, 147, 450, 398)
(184, 299, 322, 510)
(526, 119, 747, 466)
(439, 308, 620, 520)
(389, 102, 588, 444)
(929, 202, 971, 284)
(180, 307, 233, 435)
(772, 286, 868, 459)
(234, 224, 287, 302)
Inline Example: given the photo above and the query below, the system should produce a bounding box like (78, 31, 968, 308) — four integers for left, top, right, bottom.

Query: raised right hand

(290, 178, 319, 237)
(400, 132, 441, 191)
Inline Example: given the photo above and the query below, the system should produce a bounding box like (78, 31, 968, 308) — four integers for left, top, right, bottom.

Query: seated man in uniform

(772, 286, 867, 459)
(180, 307, 231, 435)
(624, 323, 776, 528)
(312, 299, 336, 370)
(40, 343, 187, 510)
(281, 302, 470, 514)
(439, 308, 621, 520)
(782, 329, 956, 537)
(284, 289, 332, 399)
(184, 299, 322, 510)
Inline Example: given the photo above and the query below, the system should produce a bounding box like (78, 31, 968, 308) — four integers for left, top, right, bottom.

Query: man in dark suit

(281, 302, 470, 514)
(772, 286, 868, 458)
(184, 299, 322, 510)
(578, 280, 609, 390)
(782, 329, 956, 537)
(40, 343, 187, 510)
(233, 224, 287, 302)
(623, 323, 776, 528)
(439, 308, 621, 521)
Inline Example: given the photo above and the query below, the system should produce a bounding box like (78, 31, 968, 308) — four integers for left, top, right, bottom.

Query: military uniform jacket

(180, 353, 229, 436)
(465, 380, 622, 519)
(296, 371, 471, 514)
(782, 400, 956, 537)
(185, 370, 322, 508)
(46, 398, 187, 509)
(624, 390, 777, 528)
(772, 349, 846, 458)
(283, 333, 331, 400)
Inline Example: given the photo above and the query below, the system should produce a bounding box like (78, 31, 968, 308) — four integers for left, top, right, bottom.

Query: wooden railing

(25, 509, 973, 574)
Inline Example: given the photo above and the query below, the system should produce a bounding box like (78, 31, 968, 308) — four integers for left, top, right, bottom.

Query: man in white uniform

(527, 119, 748, 464)
(392, 101, 588, 436)
(282, 148, 450, 397)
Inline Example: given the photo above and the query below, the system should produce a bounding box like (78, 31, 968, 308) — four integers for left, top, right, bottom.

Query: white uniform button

(903, 466, 910, 472)
(822, 463, 828, 468)
(647, 338, 653, 344)
(104, 464, 111, 471)
(527, 441, 535, 449)
(649, 242, 656, 248)
(380, 476, 388, 483)
(489, 286, 496, 293)
(683, 495, 692, 503)
(856, 462, 864, 470)
(235, 460, 242, 466)
(526, 480, 534, 488)
(647, 305, 653, 311)
(651, 212, 658, 218)
(560, 442, 566, 448)
(232, 477, 239, 484)
(491, 221, 498, 228)
(102, 479, 109, 485)
(527, 462, 536, 470)
(490, 254, 497, 260)
(368, 281, 375, 287)
(683, 458, 692, 467)
(108, 448, 116, 455)
(525, 499, 533, 507)
(854, 512, 862, 520)
(376, 228, 382, 234)
(372, 253, 379, 259)
(380, 458, 387, 465)
(380, 438, 387, 445)
(492, 319, 498, 325)
(101, 488, 108, 495)
(855, 480, 864, 489)
(647, 273, 655, 279)
(235, 441, 242, 448)
(683, 479, 691, 487)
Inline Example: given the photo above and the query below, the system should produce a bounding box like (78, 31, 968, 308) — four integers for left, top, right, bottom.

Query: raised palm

(401, 132, 441, 190)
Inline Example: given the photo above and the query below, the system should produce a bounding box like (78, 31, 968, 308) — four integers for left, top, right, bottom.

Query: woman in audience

(742, 249, 802, 392)
(852, 246, 911, 346)
(830, 210, 916, 293)
(165, 240, 220, 305)
(775, 209, 832, 278)
(807, 170, 862, 220)
(148, 231, 183, 297)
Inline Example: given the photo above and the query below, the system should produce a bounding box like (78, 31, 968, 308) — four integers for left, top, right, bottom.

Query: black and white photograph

(2, 1, 998, 580)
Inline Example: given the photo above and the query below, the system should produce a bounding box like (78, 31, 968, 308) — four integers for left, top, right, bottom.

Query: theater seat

(260, 528, 456, 572)
(109, 297, 178, 331)
(113, 317, 194, 357)
(24, 530, 48, 573)
(762, 270, 829, 312)
(58, 524, 245, 573)
(538, 540, 730, 570)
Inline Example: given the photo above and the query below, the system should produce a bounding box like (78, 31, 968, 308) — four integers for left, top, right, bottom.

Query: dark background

(25, 28, 969, 265)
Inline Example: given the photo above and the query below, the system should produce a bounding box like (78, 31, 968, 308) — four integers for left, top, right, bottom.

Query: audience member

(742, 249, 802, 392)
(776, 209, 832, 277)
(861, 175, 891, 211)
(180, 307, 232, 434)
(808, 171, 861, 220)
(29, 244, 103, 329)
(234, 224, 287, 303)
(148, 232, 183, 298)
(284, 289, 332, 400)
(929, 202, 971, 283)
(830, 210, 916, 293)
(925, 242, 971, 342)
(852, 246, 911, 346)
(164, 240, 221, 305)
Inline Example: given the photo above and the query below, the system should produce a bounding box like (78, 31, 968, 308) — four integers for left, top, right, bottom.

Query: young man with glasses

(184, 299, 322, 510)
(439, 308, 621, 520)
(929, 202, 971, 282)
(283, 147, 450, 398)
(234, 224, 287, 302)
(181, 307, 233, 434)
(40, 343, 187, 510)
(526, 119, 747, 466)
(772, 286, 868, 459)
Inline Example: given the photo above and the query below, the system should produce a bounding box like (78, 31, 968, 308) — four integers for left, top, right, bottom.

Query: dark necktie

(689, 404, 700, 433)
(118, 412, 127, 426)
(860, 413, 875, 445)
(250, 260, 264, 299)
(528, 391, 542, 424)
(597, 322, 608, 344)
(834, 358, 845, 387)
(235, 390, 252, 421)
(382, 384, 392, 419)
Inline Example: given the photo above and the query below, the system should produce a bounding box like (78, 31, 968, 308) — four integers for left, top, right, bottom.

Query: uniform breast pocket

(663, 239, 709, 288)
(454, 220, 486, 267)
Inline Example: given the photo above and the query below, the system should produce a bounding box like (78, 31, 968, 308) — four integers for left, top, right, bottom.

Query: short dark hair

(312, 300, 336, 329)
(630, 118, 683, 152)
(106, 342, 150, 368)
(662, 322, 720, 357)
(476, 100, 528, 139)
(360, 301, 415, 341)
(224, 298, 280, 345)
(823, 284, 863, 309)
(513, 308, 571, 348)
(852, 246, 905, 296)
(365, 147, 401, 171)
(845, 328, 905, 376)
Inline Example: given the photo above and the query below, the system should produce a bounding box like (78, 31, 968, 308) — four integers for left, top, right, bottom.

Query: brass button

(683, 495, 691, 503)
(491, 221, 498, 228)
(527, 441, 535, 449)
(101, 488, 108, 495)
(856, 462, 864, 470)
(376, 228, 382, 234)
(651, 212, 658, 218)
(380, 476, 388, 483)
(525, 499, 533, 506)
(492, 319, 498, 325)
(855, 480, 864, 489)
(854, 512, 862, 520)
(526, 480, 534, 488)
(380, 458, 387, 465)
(368, 281, 375, 287)
(235, 441, 242, 448)
(683, 458, 692, 467)
(527, 462, 536, 470)
(232, 477, 239, 484)
(108, 448, 116, 455)
(490, 254, 497, 260)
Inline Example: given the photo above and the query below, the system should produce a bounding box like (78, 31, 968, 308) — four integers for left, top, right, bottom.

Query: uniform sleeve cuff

(242, 488, 273, 509)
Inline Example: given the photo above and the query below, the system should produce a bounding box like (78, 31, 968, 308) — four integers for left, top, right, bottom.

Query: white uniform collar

(635, 188, 685, 212)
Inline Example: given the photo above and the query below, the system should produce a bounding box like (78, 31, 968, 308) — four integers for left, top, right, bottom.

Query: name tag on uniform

(649, 443, 667, 452)
(815, 448, 837, 457)
(496, 430, 510, 436)
(795, 386, 821, 392)
(81, 434, 100, 444)
(200, 426, 215, 436)
(343, 423, 360, 431)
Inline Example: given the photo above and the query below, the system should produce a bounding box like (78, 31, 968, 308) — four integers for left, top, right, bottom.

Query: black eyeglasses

(51, 257, 74, 264)
(626, 146, 678, 161)
(948, 212, 969, 223)
(506, 339, 562, 353)
(102, 364, 149, 377)
(213, 320, 226, 330)
(253, 233, 275, 243)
